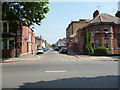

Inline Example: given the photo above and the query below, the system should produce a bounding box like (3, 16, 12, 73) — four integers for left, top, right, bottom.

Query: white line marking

(60, 57, 64, 61)
(55, 51, 64, 61)
(45, 70, 66, 73)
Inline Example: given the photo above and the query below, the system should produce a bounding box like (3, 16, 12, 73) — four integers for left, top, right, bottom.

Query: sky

(33, 1, 119, 45)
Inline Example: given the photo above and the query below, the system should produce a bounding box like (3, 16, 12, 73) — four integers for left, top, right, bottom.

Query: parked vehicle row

(37, 48, 49, 54)
(59, 47, 68, 54)
(52, 46, 68, 54)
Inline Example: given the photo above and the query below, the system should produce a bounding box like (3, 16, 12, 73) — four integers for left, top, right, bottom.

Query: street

(2, 49, 118, 88)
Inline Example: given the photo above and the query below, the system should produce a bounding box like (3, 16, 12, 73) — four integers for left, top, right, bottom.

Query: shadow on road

(18, 75, 119, 89)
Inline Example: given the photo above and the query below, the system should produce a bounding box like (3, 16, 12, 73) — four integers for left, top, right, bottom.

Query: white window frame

(0, 22, 2, 34)
(91, 31, 94, 36)
(94, 26, 99, 32)
(1, 21, 9, 33)
(104, 38, 109, 49)
(104, 24, 109, 32)
(94, 38, 100, 49)
(117, 39, 120, 49)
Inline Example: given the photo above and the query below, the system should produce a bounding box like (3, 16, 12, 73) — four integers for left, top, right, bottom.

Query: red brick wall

(21, 26, 29, 54)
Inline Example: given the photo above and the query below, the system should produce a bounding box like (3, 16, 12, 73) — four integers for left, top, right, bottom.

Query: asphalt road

(2, 49, 119, 88)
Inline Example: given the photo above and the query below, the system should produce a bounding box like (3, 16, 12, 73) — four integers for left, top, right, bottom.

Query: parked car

(43, 48, 49, 51)
(37, 48, 44, 54)
(59, 47, 68, 53)
(54, 47, 59, 51)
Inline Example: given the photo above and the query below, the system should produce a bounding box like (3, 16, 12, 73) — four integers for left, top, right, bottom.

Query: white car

(37, 48, 44, 54)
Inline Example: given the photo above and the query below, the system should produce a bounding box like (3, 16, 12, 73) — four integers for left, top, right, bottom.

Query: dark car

(43, 48, 48, 51)
(54, 47, 59, 51)
(59, 47, 68, 53)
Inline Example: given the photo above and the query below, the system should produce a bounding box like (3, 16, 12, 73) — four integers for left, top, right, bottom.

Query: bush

(94, 46, 108, 55)
(89, 44, 94, 54)
(83, 44, 90, 54)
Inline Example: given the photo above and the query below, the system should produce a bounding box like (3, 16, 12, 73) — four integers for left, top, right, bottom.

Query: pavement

(68, 52, 120, 61)
(75, 55, 120, 61)
(0, 54, 40, 63)
(0, 51, 120, 63)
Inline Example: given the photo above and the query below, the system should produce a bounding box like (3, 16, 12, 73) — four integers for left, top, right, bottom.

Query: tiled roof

(82, 13, 120, 29)
(69, 33, 76, 38)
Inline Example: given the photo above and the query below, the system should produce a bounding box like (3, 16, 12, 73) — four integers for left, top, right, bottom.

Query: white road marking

(45, 70, 66, 73)
(60, 57, 64, 61)
(55, 51, 65, 61)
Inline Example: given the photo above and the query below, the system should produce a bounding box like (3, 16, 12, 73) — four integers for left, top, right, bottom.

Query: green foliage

(94, 46, 108, 55)
(88, 42, 94, 54)
(0, 37, 11, 41)
(52, 44, 56, 47)
(83, 28, 94, 54)
(2, 2, 49, 28)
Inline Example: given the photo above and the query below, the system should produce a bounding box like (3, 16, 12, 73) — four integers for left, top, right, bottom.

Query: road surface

(2, 49, 118, 88)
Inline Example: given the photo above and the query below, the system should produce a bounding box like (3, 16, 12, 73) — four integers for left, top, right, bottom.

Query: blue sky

(34, 2, 118, 45)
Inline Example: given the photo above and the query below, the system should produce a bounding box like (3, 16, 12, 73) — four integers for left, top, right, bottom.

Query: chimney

(115, 11, 120, 18)
(93, 10, 99, 18)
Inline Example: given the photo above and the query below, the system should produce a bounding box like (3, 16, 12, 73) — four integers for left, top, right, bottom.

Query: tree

(52, 44, 56, 47)
(83, 28, 94, 54)
(2, 1, 49, 28)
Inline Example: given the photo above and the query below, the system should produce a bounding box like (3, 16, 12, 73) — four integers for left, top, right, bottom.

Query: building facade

(0, 21, 37, 59)
(57, 38, 66, 48)
(77, 10, 120, 54)
(66, 19, 90, 54)
(35, 35, 49, 49)
(21, 26, 37, 56)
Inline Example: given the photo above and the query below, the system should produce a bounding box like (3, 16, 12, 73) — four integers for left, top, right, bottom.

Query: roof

(82, 13, 120, 29)
(69, 33, 76, 38)
(66, 19, 91, 30)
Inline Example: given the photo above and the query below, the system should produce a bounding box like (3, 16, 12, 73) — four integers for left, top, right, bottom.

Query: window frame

(104, 24, 109, 32)
(94, 38, 100, 48)
(104, 38, 109, 48)
(94, 25, 100, 32)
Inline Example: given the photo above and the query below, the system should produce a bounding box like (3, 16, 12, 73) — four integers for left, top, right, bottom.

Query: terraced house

(77, 10, 120, 54)
(0, 20, 37, 59)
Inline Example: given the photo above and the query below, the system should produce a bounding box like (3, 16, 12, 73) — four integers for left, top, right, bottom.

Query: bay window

(104, 24, 109, 32)
(95, 38, 100, 48)
(104, 38, 109, 48)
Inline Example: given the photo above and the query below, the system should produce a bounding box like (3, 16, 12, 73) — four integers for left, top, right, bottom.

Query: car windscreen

(38, 49, 43, 50)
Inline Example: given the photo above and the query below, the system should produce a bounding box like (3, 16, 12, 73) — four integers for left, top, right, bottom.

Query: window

(104, 24, 109, 32)
(104, 38, 109, 48)
(0, 22, 2, 33)
(119, 26, 120, 33)
(9, 23, 14, 33)
(95, 38, 100, 48)
(94, 26, 99, 32)
(91, 31, 94, 36)
(3, 41, 8, 49)
(9, 40, 14, 49)
(117, 39, 120, 49)
(3, 23, 8, 33)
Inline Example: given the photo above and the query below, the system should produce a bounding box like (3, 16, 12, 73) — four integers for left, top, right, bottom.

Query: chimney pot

(115, 11, 120, 18)
(93, 10, 99, 18)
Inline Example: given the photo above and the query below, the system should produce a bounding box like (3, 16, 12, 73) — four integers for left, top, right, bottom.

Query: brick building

(77, 10, 120, 54)
(0, 21, 37, 59)
(0, 21, 19, 59)
(66, 19, 90, 54)
(21, 26, 37, 56)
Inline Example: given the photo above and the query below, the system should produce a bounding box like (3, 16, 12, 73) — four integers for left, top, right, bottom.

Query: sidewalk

(0, 54, 40, 63)
(68, 52, 120, 61)
(75, 55, 120, 61)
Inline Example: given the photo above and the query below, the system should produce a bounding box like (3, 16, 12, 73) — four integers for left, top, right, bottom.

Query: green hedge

(94, 46, 108, 55)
